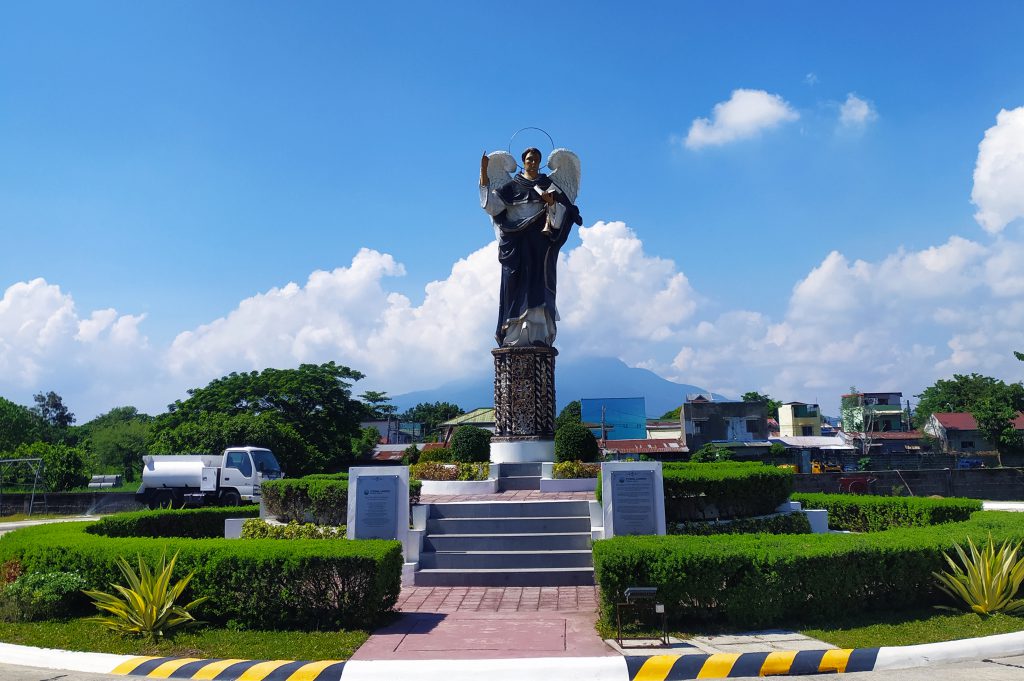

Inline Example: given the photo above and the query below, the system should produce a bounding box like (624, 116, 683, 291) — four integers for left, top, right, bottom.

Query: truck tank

(140, 455, 220, 489)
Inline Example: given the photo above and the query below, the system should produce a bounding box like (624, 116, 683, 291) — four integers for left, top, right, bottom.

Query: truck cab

(212, 447, 284, 505)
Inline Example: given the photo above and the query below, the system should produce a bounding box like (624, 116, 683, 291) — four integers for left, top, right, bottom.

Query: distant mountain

(391, 356, 728, 418)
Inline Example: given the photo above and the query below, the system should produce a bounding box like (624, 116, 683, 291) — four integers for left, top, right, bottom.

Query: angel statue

(479, 146, 582, 347)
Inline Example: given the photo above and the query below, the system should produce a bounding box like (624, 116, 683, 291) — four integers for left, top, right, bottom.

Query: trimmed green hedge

(793, 493, 982, 532)
(661, 462, 793, 521)
(0, 521, 401, 630)
(669, 511, 811, 536)
(593, 510, 1024, 629)
(85, 506, 260, 539)
(263, 475, 421, 524)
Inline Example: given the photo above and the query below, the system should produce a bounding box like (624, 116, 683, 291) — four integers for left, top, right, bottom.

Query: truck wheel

(221, 490, 241, 506)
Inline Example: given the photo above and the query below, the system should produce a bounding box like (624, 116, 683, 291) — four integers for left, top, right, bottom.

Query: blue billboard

(580, 397, 647, 440)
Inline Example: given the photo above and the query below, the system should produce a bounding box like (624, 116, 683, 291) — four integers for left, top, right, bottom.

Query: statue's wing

(486, 151, 517, 190)
(548, 148, 581, 204)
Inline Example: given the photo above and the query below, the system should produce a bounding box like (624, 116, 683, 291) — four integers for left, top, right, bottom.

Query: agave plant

(933, 533, 1024, 615)
(83, 551, 207, 641)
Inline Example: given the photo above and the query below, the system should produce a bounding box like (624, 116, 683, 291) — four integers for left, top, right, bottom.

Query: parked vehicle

(136, 446, 283, 509)
(811, 460, 843, 474)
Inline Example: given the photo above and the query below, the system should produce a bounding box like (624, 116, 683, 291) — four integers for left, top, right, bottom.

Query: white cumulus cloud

(838, 93, 878, 128)
(972, 106, 1024, 234)
(684, 89, 799, 149)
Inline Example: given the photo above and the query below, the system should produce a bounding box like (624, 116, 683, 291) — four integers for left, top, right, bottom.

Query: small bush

(86, 506, 260, 539)
(0, 571, 89, 621)
(410, 462, 489, 481)
(241, 519, 345, 539)
(554, 423, 599, 462)
(402, 443, 421, 465)
(418, 447, 454, 463)
(690, 443, 734, 463)
(552, 461, 601, 479)
(793, 493, 982, 532)
(450, 426, 491, 463)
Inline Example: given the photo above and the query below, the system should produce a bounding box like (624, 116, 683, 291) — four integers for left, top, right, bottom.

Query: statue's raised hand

(479, 152, 489, 186)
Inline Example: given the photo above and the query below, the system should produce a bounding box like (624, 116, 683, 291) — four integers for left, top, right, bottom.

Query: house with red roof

(923, 412, 1024, 454)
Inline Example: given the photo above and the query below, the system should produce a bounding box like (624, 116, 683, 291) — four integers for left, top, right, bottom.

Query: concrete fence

(793, 466, 1024, 499)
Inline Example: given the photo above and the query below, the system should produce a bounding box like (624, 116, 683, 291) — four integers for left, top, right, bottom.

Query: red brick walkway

(396, 586, 600, 613)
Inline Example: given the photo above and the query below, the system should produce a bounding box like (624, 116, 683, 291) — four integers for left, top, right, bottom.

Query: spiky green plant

(83, 551, 207, 641)
(933, 534, 1024, 615)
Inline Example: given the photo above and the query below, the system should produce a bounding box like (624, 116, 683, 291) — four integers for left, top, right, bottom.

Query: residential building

(360, 419, 422, 444)
(437, 407, 495, 445)
(923, 412, 1024, 454)
(680, 395, 769, 452)
(841, 392, 905, 432)
(778, 402, 822, 437)
(645, 419, 683, 440)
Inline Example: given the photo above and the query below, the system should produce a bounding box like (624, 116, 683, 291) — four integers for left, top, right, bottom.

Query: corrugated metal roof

(933, 412, 1024, 431)
(601, 439, 687, 453)
(771, 436, 850, 448)
(440, 407, 495, 426)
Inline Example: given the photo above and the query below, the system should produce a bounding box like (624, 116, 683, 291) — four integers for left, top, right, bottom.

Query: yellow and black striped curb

(111, 656, 346, 680)
(626, 647, 880, 679)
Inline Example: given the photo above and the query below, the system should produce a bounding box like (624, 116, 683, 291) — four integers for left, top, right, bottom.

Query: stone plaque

(354, 475, 399, 539)
(611, 469, 656, 536)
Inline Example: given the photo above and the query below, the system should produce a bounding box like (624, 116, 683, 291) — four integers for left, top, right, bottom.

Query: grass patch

(0, 617, 368, 659)
(802, 608, 1024, 649)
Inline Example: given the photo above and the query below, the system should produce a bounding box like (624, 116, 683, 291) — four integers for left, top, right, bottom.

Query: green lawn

(0, 618, 369, 659)
(802, 608, 1024, 649)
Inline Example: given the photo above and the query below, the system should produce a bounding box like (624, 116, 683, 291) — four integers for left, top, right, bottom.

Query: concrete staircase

(415, 499, 594, 587)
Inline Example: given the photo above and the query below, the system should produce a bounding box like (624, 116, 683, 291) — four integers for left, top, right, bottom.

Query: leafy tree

(150, 411, 319, 475)
(556, 400, 582, 430)
(0, 397, 46, 453)
(89, 420, 150, 482)
(151, 362, 365, 473)
(13, 441, 89, 491)
(972, 397, 1023, 467)
(914, 373, 1024, 428)
(450, 426, 492, 463)
(690, 443, 734, 463)
(401, 443, 421, 465)
(1015, 351, 1024, 362)
(399, 401, 464, 436)
(741, 391, 781, 420)
(359, 390, 396, 420)
(659, 405, 681, 420)
(32, 391, 75, 429)
(351, 427, 382, 460)
(554, 423, 599, 462)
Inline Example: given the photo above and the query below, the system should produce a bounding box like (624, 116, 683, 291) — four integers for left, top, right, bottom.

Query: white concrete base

(223, 518, 247, 538)
(418, 478, 499, 495)
(540, 477, 598, 492)
(401, 561, 417, 588)
(805, 508, 829, 533)
(490, 439, 554, 463)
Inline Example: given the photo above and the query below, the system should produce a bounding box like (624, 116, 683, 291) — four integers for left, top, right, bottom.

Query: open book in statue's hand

(534, 184, 560, 197)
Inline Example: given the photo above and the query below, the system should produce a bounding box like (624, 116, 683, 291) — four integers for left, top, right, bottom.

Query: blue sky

(3, 2, 1024, 420)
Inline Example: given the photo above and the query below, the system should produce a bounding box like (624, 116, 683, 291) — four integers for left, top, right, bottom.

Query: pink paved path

(352, 586, 614, 660)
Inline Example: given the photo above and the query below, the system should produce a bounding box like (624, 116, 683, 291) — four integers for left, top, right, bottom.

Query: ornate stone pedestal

(490, 346, 557, 463)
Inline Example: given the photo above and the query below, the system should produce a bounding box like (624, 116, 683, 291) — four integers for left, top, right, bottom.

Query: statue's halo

(508, 127, 555, 170)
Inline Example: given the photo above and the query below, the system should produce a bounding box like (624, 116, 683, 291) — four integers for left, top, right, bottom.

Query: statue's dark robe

(492, 173, 581, 345)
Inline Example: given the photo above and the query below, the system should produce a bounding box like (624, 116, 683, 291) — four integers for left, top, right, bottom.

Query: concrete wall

(0, 491, 143, 516)
(793, 467, 1024, 500)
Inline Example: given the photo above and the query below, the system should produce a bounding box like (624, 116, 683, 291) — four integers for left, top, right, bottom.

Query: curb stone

(1, 631, 1023, 679)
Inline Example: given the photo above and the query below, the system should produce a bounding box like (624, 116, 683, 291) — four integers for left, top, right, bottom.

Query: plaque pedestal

(490, 346, 557, 464)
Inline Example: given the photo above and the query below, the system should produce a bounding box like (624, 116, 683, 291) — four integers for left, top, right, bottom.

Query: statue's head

(521, 147, 542, 176)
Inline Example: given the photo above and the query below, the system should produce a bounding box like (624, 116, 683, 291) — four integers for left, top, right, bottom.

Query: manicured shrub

(86, 506, 260, 539)
(662, 462, 793, 521)
(554, 423, 599, 462)
(450, 426, 491, 463)
(0, 521, 401, 630)
(0, 570, 89, 621)
(669, 511, 811, 536)
(690, 442, 734, 463)
(552, 461, 601, 479)
(793, 493, 982, 532)
(418, 447, 454, 463)
(240, 519, 345, 539)
(593, 510, 1024, 629)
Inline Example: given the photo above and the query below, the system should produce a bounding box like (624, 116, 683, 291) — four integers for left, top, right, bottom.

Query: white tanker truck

(136, 446, 283, 509)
